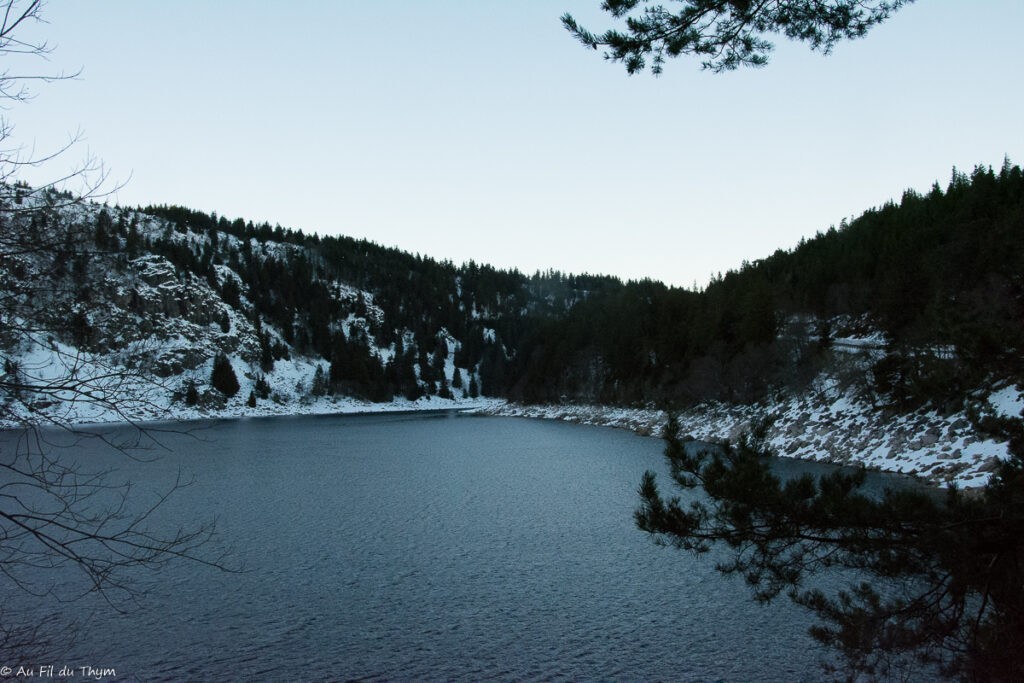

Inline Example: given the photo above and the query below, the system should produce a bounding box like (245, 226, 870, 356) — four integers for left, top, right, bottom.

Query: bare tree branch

(0, 0, 233, 660)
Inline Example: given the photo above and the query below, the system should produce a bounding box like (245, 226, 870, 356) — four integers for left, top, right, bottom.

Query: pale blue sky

(13, 1, 1024, 286)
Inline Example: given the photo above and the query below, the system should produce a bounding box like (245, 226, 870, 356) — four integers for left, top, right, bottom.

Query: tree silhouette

(0, 0, 229, 658)
(563, 0, 913, 74)
(637, 415, 1024, 679)
(210, 352, 240, 397)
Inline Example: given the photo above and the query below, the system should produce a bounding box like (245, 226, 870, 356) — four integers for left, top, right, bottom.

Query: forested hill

(1, 161, 1021, 423)
(508, 161, 1024, 407)
(135, 202, 623, 402)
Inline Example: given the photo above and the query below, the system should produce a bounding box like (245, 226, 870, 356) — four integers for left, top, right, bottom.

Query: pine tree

(562, 0, 913, 75)
(184, 380, 199, 406)
(246, 390, 256, 407)
(636, 415, 1024, 680)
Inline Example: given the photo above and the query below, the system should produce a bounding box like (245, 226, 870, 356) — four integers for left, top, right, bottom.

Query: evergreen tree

(126, 218, 141, 257)
(311, 365, 329, 396)
(254, 374, 271, 399)
(415, 348, 432, 383)
(184, 379, 199, 406)
(329, 332, 354, 387)
(94, 208, 112, 249)
(210, 352, 240, 397)
(395, 348, 422, 401)
(563, 1, 913, 75)
(404, 380, 425, 402)
(636, 415, 1024, 679)
(220, 276, 241, 309)
(258, 331, 274, 373)
(478, 343, 506, 397)
(246, 390, 256, 407)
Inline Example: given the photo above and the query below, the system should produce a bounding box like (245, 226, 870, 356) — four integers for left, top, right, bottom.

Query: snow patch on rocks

(477, 382, 1022, 489)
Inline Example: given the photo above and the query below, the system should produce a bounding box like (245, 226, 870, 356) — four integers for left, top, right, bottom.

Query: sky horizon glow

(10, 1, 1024, 287)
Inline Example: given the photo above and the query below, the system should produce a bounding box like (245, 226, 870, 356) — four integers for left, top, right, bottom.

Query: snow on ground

(162, 391, 504, 423)
(4, 331, 1017, 490)
(989, 383, 1024, 419)
(1, 360, 502, 428)
(832, 332, 887, 354)
(474, 381, 1021, 489)
(0, 330, 501, 429)
(6, 315, 1014, 490)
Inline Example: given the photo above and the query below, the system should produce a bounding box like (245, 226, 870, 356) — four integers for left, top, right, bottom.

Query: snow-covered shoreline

(6, 381, 1020, 490)
(0, 394, 505, 431)
(474, 383, 1024, 489)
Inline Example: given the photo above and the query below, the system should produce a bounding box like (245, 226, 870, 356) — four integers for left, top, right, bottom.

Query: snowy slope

(0, 191, 492, 429)
(478, 378, 1023, 489)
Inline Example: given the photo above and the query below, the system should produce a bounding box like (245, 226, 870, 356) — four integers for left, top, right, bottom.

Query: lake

(2, 412, 918, 681)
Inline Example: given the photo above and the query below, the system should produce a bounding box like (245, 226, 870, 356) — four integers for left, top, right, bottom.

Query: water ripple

(2, 415, 872, 681)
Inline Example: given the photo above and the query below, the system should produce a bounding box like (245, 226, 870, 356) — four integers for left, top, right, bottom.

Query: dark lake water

(2, 413, 921, 681)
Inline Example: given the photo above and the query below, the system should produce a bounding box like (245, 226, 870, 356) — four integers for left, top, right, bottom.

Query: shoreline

(474, 398, 1014, 490)
(0, 395, 505, 432)
(6, 390, 1017, 489)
